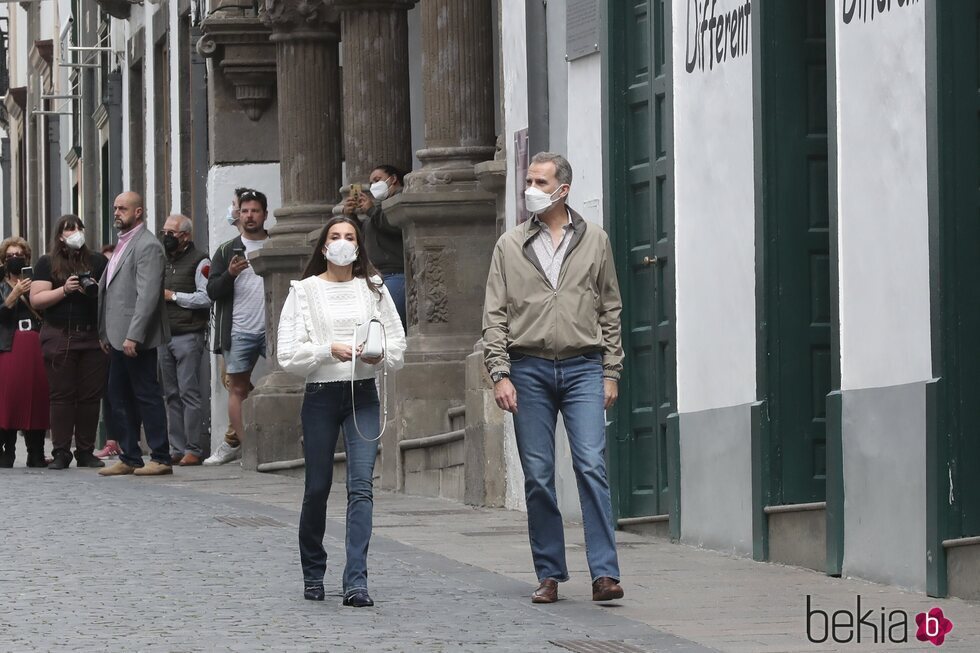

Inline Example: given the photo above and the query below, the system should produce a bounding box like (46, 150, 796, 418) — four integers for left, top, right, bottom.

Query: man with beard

(158, 214, 212, 466)
(98, 191, 173, 476)
(205, 189, 270, 465)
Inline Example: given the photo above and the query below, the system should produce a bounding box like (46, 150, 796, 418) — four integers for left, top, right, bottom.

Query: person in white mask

(278, 215, 405, 608)
(482, 152, 626, 605)
(343, 164, 407, 329)
(29, 215, 111, 469)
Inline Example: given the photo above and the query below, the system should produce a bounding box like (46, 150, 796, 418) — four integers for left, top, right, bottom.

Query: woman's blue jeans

(509, 352, 621, 583)
(298, 379, 380, 596)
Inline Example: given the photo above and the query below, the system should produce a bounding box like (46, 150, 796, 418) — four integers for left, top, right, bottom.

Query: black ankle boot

(24, 431, 47, 468)
(47, 449, 73, 470)
(74, 450, 105, 468)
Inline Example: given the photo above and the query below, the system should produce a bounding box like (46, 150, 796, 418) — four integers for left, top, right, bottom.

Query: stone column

(335, 0, 415, 182)
(383, 0, 497, 493)
(241, 0, 342, 470)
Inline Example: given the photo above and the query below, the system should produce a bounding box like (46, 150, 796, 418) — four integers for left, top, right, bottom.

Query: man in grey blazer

(98, 191, 174, 476)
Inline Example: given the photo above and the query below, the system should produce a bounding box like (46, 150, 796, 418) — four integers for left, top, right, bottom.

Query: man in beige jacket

(482, 152, 625, 605)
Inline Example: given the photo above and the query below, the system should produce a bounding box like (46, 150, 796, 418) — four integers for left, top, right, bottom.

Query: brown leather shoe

(171, 453, 184, 465)
(179, 453, 202, 466)
(592, 576, 624, 602)
(98, 461, 136, 477)
(531, 578, 558, 604)
(133, 461, 174, 476)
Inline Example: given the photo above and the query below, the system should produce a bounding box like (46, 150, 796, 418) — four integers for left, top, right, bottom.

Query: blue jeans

(382, 273, 406, 330)
(509, 352, 620, 583)
(298, 379, 380, 595)
(108, 347, 170, 467)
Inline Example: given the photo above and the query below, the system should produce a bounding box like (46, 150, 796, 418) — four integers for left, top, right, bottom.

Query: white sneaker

(203, 441, 242, 466)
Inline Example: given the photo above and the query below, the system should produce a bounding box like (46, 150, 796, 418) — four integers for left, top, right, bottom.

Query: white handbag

(350, 317, 388, 442)
(354, 319, 384, 359)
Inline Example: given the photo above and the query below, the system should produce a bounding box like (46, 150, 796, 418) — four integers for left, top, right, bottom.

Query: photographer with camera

(0, 237, 49, 468)
(30, 215, 109, 469)
(277, 216, 405, 607)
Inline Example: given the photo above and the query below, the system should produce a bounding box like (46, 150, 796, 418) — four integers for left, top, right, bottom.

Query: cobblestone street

(2, 460, 980, 652)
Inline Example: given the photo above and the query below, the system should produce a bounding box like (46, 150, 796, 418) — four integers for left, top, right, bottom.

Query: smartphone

(349, 183, 363, 197)
(232, 247, 247, 266)
(21, 266, 33, 280)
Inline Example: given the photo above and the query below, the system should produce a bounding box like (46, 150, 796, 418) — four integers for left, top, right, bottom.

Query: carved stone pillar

(335, 0, 415, 182)
(241, 0, 342, 470)
(384, 0, 497, 493)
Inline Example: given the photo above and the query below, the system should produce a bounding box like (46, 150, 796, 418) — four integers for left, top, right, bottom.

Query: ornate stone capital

(197, 16, 277, 121)
(263, 0, 340, 38)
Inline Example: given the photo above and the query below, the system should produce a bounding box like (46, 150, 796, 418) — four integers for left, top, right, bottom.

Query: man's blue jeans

(382, 272, 406, 330)
(509, 352, 620, 583)
(298, 380, 380, 596)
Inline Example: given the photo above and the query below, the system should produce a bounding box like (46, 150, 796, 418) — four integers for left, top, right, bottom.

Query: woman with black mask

(29, 215, 109, 469)
(0, 237, 50, 467)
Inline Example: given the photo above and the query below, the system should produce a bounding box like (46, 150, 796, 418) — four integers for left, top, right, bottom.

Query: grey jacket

(98, 223, 171, 350)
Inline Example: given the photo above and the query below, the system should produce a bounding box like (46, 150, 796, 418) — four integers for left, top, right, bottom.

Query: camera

(77, 272, 98, 297)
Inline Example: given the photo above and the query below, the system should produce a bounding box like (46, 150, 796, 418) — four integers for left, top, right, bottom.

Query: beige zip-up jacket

(482, 208, 624, 380)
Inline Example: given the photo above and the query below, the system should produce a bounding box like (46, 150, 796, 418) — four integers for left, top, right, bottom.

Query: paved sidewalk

(1, 459, 978, 652)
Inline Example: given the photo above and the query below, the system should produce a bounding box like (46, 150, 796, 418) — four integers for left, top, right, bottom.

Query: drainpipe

(525, 0, 549, 155)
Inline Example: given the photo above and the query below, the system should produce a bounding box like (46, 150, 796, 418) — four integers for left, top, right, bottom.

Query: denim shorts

(222, 331, 266, 374)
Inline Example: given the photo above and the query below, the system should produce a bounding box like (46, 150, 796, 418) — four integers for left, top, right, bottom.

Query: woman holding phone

(29, 215, 109, 469)
(0, 237, 49, 467)
(277, 215, 405, 607)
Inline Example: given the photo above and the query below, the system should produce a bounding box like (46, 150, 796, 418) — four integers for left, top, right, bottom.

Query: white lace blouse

(277, 275, 406, 382)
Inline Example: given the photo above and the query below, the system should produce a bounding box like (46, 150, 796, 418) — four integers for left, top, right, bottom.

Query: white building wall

(673, 0, 757, 415)
(143, 3, 157, 232)
(836, 0, 931, 392)
(672, 0, 756, 552)
(169, 0, 182, 212)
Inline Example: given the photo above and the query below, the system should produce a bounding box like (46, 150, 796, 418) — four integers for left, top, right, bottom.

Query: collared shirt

(531, 209, 574, 289)
(105, 222, 144, 284)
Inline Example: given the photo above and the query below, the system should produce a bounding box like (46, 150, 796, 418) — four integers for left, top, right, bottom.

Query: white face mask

(64, 231, 86, 250)
(525, 186, 565, 214)
(323, 239, 358, 267)
(226, 204, 237, 225)
(370, 177, 392, 201)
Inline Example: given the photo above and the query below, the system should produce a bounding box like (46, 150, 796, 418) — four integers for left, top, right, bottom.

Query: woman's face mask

(4, 255, 26, 275)
(323, 239, 358, 267)
(64, 230, 86, 250)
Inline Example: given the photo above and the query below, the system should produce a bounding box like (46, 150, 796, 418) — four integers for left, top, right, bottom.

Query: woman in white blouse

(277, 215, 406, 607)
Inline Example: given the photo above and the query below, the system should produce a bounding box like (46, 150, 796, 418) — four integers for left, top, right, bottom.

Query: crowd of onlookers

(0, 163, 408, 472)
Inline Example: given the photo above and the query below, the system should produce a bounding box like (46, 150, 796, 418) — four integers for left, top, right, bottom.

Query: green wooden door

(760, 0, 831, 505)
(606, 0, 675, 519)
(936, 0, 980, 539)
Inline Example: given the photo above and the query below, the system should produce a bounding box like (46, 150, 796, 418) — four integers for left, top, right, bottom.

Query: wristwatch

(490, 371, 509, 384)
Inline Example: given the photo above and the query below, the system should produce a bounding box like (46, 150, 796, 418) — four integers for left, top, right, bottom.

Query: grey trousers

(158, 332, 207, 456)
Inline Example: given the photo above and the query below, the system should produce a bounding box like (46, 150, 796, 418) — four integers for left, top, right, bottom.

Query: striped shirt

(531, 209, 574, 289)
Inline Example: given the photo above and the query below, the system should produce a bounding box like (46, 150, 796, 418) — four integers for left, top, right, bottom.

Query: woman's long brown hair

(302, 216, 383, 297)
(48, 215, 95, 284)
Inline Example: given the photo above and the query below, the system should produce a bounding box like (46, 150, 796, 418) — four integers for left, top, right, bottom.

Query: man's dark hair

(234, 187, 253, 200)
(237, 188, 268, 214)
(372, 164, 405, 186)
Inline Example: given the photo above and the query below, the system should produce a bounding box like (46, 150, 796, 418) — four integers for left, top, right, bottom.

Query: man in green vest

(158, 214, 212, 466)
